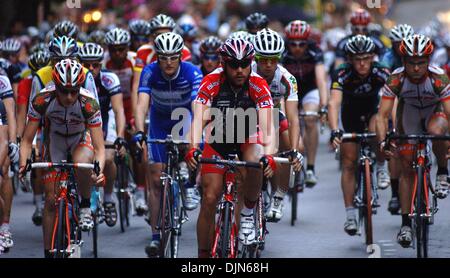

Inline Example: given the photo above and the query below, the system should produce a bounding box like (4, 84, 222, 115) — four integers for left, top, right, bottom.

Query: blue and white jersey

(138, 61, 203, 116)
(95, 70, 121, 136)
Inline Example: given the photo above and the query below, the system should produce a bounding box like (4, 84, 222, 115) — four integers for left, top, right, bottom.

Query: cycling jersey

(138, 61, 203, 163)
(380, 48, 402, 71)
(17, 75, 33, 108)
(134, 44, 192, 73)
(195, 67, 273, 160)
(27, 85, 102, 162)
(30, 65, 99, 105)
(0, 75, 14, 100)
(94, 70, 121, 141)
(381, 65, 450, 135)
(0, 58, 21, 84)
(331, 62, 390, 132)
(335, 34, 386, 60)
(251, 62, 298, 107)
(281, 41, 324, 99)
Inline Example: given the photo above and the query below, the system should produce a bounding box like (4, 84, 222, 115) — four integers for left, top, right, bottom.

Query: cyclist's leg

(196, 143, 225, 257)
(42, 171, 57, 257)
(103, 144, 117, 226)
(397, 144, 415, 246)
(427, 112, 449, 198)
(0, 159, 14, 248)
(369, 114, 390, 191)
(340, 141, 358, 233)
(302, 89, 320, 185)
(32, 144, 45, 225)
(147, 162, 164, 235)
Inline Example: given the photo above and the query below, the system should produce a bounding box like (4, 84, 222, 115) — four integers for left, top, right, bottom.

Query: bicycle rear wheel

(117, 162, 128, 233)
(415, 165, 429, 258)
(363, 159, 373, 245)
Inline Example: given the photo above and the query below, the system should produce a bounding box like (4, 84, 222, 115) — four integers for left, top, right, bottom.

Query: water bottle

(90, 187, 99, 213)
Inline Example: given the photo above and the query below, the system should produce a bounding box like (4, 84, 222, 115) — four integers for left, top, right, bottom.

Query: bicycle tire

(363, 158, 373, 246)
(291, 188, 297, 226)
(159, 178, 173, 258)
(92, 213, 98, 258)
(219, 202, 232, 258)
(415, 165, 429, 258)
(171, 182, 182, 258)
(54, 199, 67, 258)
(117, 162, 127, 233)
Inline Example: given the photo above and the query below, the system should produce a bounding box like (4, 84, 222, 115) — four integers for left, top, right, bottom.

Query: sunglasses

(158, 55, 180, 62)
(109, 47, 127, 53)
(226, 59, 252, 69)
(289, 41, 307, 47)
(83, 62, 101, 69)
(351, 26, 368, 33)
(202, 54, 219, 61)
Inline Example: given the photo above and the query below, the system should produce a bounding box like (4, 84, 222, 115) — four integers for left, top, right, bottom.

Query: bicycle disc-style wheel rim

(364, 159, 373, 245)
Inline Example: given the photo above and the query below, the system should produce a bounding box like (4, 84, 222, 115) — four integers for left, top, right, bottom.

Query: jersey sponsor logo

(207, 81, 220, 91)
(0, 78, 8, 91)
(101, 75, 114, 87)
(249, 81, 262, 93)
(259, 100, 272, 108)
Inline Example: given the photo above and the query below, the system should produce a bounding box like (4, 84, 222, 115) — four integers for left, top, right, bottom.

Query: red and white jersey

(103, 51, 136, 99)
(134, 43, 192, 73)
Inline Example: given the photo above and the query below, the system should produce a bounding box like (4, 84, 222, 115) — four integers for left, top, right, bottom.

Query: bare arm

(315, 64, 329, 108)
(376, 98, 395, 143)
(0, 126, 8, 168)
(3, 98, 17, 142)
(89, 125, 106, 172)
(285, 100, 300, 150)
(19, 120, 39, 168)
(134, 92, 150, 133)
(17, 103, 27, 139)
(328, 89, 343, 130)
(111, 93, 126, 138)
(258, 108, 276, 155)
(189, 102, 209, 149)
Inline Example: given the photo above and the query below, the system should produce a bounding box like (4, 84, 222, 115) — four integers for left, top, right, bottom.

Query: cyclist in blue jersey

(132, 32, 203, 257)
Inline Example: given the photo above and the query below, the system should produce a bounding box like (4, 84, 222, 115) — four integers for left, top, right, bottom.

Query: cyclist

(19, 59, 106, 258)
(133, 32, 203, 257)
(198, 36, 222, 76)
(0, 98, 8, 254)
(87, 30, 107, 49)
(185, 38, 279, 257)
(79, 43, 127, 227)
(245, 12, 269, 35)
(53, 20, 83, 48)
(282, 20, 328, 187)
(328, 35, 390, 236)
(379, 24, 415, 215)
(252, 28, 303, 221)
(0, 73, 17, 252)
(103, 27, 148, 215)
(335, 8, 386, 68)
(175, 21, 200, 65)
(17, 50, 50, 226)
(2, 38, 26, 71)
(129, 19, 152, 52)
(376, 34, 450, 248)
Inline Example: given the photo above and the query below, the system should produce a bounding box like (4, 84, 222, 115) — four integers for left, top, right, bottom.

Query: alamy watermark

(366, 0, 382, 9)
(66, 0, 81, 9)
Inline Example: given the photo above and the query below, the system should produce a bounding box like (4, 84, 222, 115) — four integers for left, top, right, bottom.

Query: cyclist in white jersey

(252, 28, 303, 222)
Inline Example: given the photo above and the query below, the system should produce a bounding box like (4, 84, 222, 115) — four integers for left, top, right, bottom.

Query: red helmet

(285, 20, 311, 40)
(399, 34, 434, 57)
(220, 38, 255, 61)
(350, 8, 371, 26)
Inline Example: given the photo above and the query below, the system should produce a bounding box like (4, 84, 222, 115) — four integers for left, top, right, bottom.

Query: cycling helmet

(253, 28, 285, 56)
(200, 36, 222, 54)
(175, 23, 198, 40)
(389, 24, 414, 43)
(245, 12, 269, 32)
(48, 36, 78, 59)
(88, 30, 106, 45)
(350, 8, 371, 26)
(105, 28, 131, 46)
(399, 34, 434, 57)
(285, 20, 311, 40)
(78, 43, 104, 62)
(129, 19, 152, 38)
(345, 35, 375, 55)
(30, 42, 48, 54)
(150, 14, 176, 32)
(228, 31, 254, 44)
(53, 20, 79, 39)
(2, 38, 22, 54)
(220, 38, 255, 61)
(52, 58, 86, 88)
(154, 32, 184, 55)
(28, 50, 50, 72)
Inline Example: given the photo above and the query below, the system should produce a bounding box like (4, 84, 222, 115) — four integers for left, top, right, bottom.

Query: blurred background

(1, 0, 450, 50)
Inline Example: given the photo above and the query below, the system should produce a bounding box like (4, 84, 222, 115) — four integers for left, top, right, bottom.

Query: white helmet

(2, 38, 22, 53)
(253, 28, 284, 56)
(52, 58, 86, 88)
(399, 34, 434, 57)
(389, 24, 414, 43)
(78, 43, 104, 62)
(150, 14, 176, 32)
(105, 28, 131, 46)
(154, 32, 184, 55)
(228, 31, 255, 44)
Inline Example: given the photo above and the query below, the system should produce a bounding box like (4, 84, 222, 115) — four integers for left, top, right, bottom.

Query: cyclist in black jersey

(329, 35, 390, 236)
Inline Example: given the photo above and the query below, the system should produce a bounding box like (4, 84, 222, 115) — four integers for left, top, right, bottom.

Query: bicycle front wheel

(363, 158, 373, 246)
(54, 199, 67, 258)
(159, 178, 173, 258)
(415, 165, 429, 258)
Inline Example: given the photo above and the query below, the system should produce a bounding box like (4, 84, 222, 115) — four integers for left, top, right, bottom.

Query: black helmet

(345, 35, 375, 55)
(245, 12, 269, 32)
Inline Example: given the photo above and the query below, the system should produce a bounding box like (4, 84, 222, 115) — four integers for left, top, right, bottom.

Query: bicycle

(105, 144, 136, 233)
(24, 156, 101, 258)
(338, 132, 379, 246)
(146, 135, 190, 258)
(385, 133, 450, 258)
